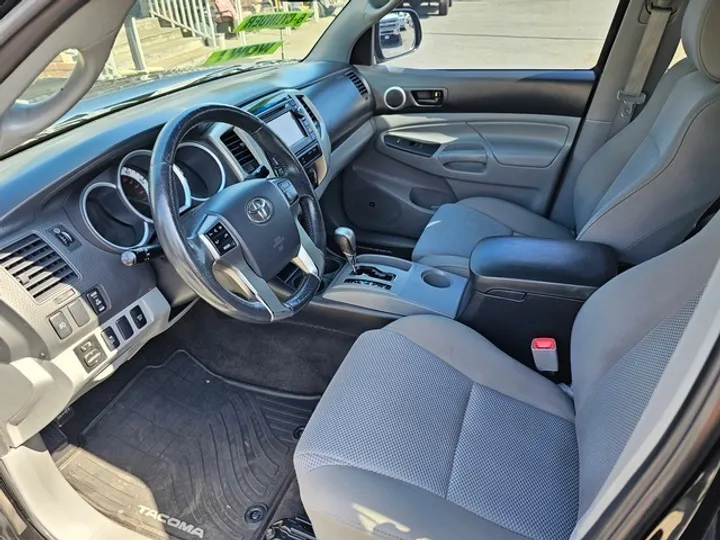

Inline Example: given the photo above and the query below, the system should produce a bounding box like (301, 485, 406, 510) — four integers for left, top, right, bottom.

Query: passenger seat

(412, 0, 720, 276)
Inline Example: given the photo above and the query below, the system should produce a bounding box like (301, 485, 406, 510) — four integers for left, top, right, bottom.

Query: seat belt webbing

(608, 1, 673, 138)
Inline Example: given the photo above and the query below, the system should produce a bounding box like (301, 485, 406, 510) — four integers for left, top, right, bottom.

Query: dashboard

(0, 61, 375, 448)
(75, 88, 333, 253)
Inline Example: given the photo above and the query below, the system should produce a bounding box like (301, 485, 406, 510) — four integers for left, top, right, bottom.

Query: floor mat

(161, 302, 356, 395)
(57, 350, 317, 540)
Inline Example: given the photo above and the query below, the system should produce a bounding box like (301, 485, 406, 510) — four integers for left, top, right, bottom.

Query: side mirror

(374, 9, 422, 63)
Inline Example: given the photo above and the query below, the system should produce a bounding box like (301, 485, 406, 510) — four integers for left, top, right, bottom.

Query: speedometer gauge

(116, 149, 192, 223)
(119, 166, 152, 220)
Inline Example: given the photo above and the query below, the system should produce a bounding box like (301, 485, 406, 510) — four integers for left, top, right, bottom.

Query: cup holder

(421, 269, 452, 289)
(291, 272, 329, 294)
(324, 257, 342, 276)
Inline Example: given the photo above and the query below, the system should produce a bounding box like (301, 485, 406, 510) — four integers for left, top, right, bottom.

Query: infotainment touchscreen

(267, 112, 306, 147)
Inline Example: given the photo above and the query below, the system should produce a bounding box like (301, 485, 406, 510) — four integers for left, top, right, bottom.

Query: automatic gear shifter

(334, 227, 358, 273)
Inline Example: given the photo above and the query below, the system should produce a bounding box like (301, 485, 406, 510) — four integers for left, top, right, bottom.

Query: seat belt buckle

(617, 91, 647, 119)
(531, 338, 558, 374)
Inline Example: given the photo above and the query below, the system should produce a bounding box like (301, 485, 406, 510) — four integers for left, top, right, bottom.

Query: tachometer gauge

(117, 149, 192, 223)
(119, 166, 152, 220)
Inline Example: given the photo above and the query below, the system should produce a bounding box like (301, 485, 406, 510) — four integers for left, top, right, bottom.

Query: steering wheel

(149, 104, 326, 323)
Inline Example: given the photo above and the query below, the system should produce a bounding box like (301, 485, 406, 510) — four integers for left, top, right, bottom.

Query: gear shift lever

(334, 227, 358, 273)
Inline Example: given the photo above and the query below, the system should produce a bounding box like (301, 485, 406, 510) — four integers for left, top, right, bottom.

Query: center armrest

(470, 237, 618, 299)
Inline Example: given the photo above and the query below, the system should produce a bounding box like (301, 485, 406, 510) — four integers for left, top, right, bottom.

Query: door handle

(437, 149, 487, 166)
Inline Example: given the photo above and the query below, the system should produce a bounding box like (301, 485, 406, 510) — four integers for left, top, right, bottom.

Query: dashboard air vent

(0, 234, 77, 302)
(298, 95, 321, 132)
(346, 70, 369, 99)
(220, 129, 260, 174)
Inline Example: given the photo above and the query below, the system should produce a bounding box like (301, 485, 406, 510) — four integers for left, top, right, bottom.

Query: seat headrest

(682, 0, 720, 82)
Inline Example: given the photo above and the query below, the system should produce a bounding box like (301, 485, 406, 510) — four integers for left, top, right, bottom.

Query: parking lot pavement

(387, 0, 618, 69)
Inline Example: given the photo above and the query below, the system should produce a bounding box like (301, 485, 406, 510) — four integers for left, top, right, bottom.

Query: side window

(384, 0, 620, 70)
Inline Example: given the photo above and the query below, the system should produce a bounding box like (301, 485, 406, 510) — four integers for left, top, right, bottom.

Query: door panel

(327, 68, 594, 252)
(342, 113, 579, 240)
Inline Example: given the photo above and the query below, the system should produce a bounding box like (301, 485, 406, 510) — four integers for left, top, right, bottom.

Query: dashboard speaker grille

(220, 129, 260, 174)
(0, 234, 77, 302)
(346, 70, 369, 99)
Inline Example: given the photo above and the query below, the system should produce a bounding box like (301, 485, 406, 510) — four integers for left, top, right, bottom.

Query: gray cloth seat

(412, 197, 574, 275)
(412, 0, 720, 277)
(295, 207, 719, 539)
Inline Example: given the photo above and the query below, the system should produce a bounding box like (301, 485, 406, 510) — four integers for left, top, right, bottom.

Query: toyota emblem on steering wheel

(246, 197, 274, 224)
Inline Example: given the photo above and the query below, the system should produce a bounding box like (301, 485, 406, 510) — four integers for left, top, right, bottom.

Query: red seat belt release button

(531, 337, 558, 374)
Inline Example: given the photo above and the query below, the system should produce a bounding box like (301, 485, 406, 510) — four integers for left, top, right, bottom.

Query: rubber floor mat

(57, 350, 317, 540)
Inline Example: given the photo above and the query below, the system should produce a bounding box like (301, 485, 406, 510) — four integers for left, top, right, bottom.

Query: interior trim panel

(359, 67, 595, 117)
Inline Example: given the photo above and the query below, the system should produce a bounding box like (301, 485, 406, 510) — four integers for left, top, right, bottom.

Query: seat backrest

(572, 0, 720, 264)
(569, 201, 720, 524)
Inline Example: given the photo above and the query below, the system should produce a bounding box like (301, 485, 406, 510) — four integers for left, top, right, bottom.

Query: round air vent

(384, 86, 407, 110)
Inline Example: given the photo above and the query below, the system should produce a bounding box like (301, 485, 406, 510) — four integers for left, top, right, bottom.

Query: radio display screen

(267, 112, 306, 147)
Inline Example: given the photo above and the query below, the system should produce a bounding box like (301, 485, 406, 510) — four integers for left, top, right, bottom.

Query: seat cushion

(412, 197, 573, 276)
(295, 315, 579, 540)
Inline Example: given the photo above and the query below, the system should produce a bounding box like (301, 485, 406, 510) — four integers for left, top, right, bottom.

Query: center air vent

(298, 95, 321, 132)
(346, 70, 369, 99)
(220, 129, 260, 174)
(0, 234, 77, 302)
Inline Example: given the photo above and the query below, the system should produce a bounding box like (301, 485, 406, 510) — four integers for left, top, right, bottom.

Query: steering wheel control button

(117, 316, 134, 340)
(67, 299, 90, 327)
(276, 179, 299, 204)
(130, 306, 147, 329)
(207, 223, 237, 255)
(101, 327, 120, 351)
(49, 311, 72, 340)
(269, 154, 287, 176)
(86, 288, 108, 315)
(74, 336, 106, 370)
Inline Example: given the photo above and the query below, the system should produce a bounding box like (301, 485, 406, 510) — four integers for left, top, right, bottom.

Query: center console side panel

(461, 237, 618, 382)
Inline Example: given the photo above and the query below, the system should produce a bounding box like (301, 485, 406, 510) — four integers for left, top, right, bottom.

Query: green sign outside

(233, 12, 312, 32)
(204, 41, 284, 66)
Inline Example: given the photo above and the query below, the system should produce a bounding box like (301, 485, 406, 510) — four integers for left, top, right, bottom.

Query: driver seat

(293, 215, 720, 538)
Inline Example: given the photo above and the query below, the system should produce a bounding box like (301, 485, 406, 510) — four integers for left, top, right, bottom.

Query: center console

(459, 236, 618, 381)
(323, 254, 469, 318)
(314, 231, 617, 383)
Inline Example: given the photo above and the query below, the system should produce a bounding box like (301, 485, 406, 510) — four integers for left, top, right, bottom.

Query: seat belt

(608, 0, 674, 138)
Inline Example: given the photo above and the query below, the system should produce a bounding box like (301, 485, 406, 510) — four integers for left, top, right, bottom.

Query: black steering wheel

(149, 104, 326, 323)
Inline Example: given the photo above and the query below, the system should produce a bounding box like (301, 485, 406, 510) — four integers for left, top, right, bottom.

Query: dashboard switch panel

(130, 306, 147, 329)
(49, 225, 77, 250)
(101, 327, 120, 351)
(117, 316, 134, 339)
(49, 311, 72, 340)
(68, 299, 90, 327)
(74, 336, 106, 370)
(86, 288, 108, 315)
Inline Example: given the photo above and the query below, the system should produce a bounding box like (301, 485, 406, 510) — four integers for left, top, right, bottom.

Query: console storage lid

(470, 237, 618, 300)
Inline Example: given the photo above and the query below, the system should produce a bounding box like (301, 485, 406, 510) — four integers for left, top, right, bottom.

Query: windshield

(20, 0, 347, 126)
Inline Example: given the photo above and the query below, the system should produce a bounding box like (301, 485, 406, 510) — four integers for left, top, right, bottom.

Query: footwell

(56, 350, 317, 540)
